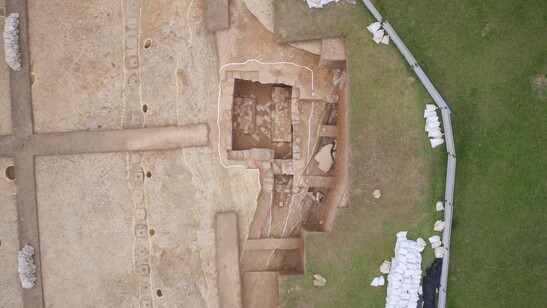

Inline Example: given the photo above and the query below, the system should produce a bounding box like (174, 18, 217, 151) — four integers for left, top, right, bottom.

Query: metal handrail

(361, 1, 456, 307)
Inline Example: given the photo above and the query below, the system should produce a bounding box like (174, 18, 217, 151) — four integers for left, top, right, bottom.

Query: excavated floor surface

(0, 0, 346, 307)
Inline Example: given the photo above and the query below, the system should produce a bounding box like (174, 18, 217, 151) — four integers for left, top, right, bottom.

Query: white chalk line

(282, 188, 306, 236)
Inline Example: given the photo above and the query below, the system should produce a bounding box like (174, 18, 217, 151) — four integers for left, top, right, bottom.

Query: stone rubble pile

(18, 245, 37, 289)
(3, 13, 22, 71)
(424, 104, 444, 148)
(367, 22, 390, 45)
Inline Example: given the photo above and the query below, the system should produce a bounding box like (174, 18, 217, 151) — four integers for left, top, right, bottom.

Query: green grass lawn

(275, 0, 547, 307)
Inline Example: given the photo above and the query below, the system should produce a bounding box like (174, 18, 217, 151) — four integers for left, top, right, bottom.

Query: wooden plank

(216, 212, 242, 308)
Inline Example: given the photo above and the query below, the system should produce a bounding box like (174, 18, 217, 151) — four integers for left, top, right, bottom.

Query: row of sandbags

(428, 200, 447, 258)
(305, 0, 357, 8)
(18, 245, 37, 289)
(4, 13, 21, 71)
(371, 230, 448, 307)
(424, 104, 444, 148)
(366, 22, 390, 45)
(371, 232, 424, 308)
(304, 0, 339, 9)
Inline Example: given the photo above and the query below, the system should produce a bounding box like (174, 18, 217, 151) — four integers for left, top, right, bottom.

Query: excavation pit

(144, 39, 152, 50)
(231, 79, 293, 159)
(5, 166, 15, 181)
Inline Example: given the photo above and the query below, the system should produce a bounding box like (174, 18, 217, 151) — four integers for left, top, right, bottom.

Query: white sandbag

(434, 220, 446, 232)
(410, 294, 420, 302)
(373, 189, 382, 199)
(430, 137, 445, 148)
(313, 274, 326, 282)
(428, 129, 443, 138)
(428, 235, 441, 244)
(381, 35, 390, 45)
(425, 104, 438, 112)
(371, 276, 380, 287)
(373, 29, 384, 40)
(434, 246, 446, 258)
(367, 22, 382, 34)
(431, 241, 442, 249)
(426, 115, 439, 123)
(18, 245, 37, 289)
(424, 109, 437, 118)
(373, 36, 382, 44)
(391, 272, 402, 280)
(426, 121, 441, 131)
(399, 241, 410, 248)
(425, 122, 439, 132)
(380, 260, 391, 274)
(377, 275, 385, 286)
(305, 0, 340, 9)
(396, 231, 408, 241)
(436, 201, 444, 211)
(3, 13, 22, 71)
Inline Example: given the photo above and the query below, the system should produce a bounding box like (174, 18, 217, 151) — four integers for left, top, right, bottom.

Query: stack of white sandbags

(18, 245, 37, 289)
(367, 22, 390, 45)
(424, 104, 444, 148)
(305, 0, 339, 8)
(4, 13, 21, 71)
(428, 235, 447, 258)
(385, 231, 423, 308)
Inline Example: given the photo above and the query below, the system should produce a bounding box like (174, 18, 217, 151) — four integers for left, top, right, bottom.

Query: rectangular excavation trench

(231, 79, 293, 159)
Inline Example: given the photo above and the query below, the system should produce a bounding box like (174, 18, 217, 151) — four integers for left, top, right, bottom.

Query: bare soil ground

(1, 0, 350, 307)
(1, 0, 260, 307)
(28, 1, 125, 133)
(0, 157, 22, 308)
(35, 153, 138, 306)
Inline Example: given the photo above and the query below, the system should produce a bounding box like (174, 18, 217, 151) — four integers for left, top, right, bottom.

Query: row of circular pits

(26, 44, 152, 88)
(125, 15, 152, 127)
(128, 151, 161, 305)
(126, 16, 154, 300)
